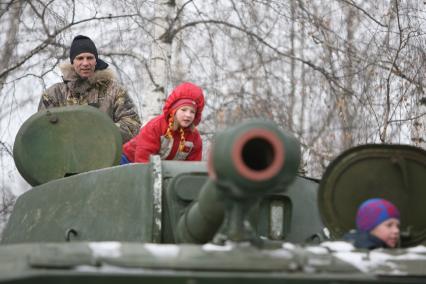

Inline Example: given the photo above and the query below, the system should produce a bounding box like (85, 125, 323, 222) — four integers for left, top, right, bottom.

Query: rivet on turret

(46, 111, 58, 124)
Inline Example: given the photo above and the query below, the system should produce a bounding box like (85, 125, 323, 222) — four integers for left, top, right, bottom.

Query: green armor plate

(13, 106, 122, 186)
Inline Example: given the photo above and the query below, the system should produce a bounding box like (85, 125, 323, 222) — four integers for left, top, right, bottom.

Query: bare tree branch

(0, 13, 139, 80)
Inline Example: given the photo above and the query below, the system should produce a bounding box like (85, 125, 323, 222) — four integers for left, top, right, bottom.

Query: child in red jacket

(121, 82, 204, 163)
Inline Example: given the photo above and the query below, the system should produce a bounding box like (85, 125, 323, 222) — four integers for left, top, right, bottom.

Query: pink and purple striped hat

(356, 198, 400, 232)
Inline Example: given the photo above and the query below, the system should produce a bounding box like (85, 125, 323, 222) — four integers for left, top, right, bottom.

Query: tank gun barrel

(176, 119, 300, 244)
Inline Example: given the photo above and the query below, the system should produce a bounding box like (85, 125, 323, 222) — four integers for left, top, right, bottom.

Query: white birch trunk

(412, 102, 426, 149)
(0, 0, 22, 92)
(421, 105, 426, 148)
(170, 0, 185, 86)
(142, 0, 176, 125)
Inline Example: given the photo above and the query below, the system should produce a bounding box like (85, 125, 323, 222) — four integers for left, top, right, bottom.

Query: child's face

(175, 105, 196, 128)
(370, 218, 400, 248)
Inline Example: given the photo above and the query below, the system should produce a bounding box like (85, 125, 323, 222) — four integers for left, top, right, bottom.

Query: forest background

(1, 0, 425, 234)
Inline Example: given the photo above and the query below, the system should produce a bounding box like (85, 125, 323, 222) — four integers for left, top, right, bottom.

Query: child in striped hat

(343, 198, 400, 249)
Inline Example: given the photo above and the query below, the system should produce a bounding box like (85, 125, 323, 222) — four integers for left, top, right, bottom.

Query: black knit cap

(69, 35, 108, 70)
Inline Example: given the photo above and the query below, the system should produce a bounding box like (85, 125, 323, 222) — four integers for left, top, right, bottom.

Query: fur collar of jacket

(59, 63, 115, 84)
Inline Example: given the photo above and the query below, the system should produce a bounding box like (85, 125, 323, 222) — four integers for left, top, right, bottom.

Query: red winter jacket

(122, 82, 204, 163)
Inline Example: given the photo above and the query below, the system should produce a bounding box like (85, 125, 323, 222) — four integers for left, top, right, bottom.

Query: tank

(1, 105, 426, 283)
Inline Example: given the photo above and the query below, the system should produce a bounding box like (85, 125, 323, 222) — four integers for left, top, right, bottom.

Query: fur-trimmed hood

(59, 63, 115, 84)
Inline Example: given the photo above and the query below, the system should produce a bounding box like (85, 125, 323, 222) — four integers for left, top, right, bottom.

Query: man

(38, 35, 141, 143)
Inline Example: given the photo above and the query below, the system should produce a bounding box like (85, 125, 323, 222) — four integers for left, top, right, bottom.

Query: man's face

(370, 218, 400, 248)
(73, 52, 96, 78)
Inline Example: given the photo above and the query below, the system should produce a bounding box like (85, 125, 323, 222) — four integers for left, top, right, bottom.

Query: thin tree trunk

(412, 97, 426, 148)
(339, 4, 355, 148)
(142, 0, 176, 124)
(171, 0, 185, 86)
(0, 0, 23, 93)
(288, 0, 296, 131)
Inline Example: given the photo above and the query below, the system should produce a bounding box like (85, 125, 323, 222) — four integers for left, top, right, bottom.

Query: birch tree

(142, 0, 176, 124)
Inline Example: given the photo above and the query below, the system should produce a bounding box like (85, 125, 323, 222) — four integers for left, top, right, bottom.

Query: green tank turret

(1, 106, 426, 284)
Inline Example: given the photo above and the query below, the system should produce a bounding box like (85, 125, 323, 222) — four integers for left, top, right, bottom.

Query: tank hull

(2, 242, 426, 284)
